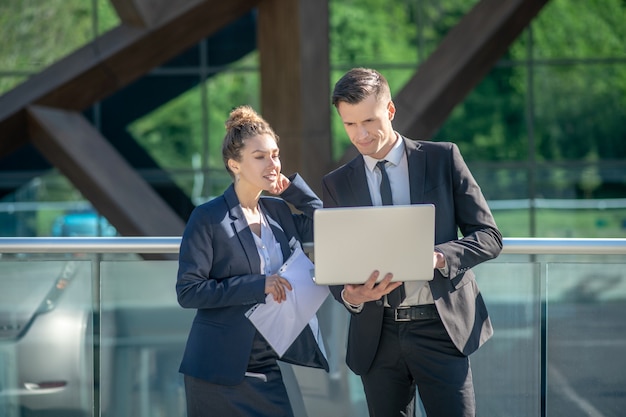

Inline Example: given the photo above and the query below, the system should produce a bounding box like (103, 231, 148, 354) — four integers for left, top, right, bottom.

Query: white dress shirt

(363, 133, 434, 307)
(252, 208, 284, 275)
(341, 133, 443, 311)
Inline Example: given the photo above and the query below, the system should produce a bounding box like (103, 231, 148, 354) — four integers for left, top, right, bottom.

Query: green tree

(0, 0, 119, 94)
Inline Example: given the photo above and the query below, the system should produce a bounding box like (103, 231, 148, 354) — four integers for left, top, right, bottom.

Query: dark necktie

(376, 160, 393, 206)
(376, 160, 405, 308)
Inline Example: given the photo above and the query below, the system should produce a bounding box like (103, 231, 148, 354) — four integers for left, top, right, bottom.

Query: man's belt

(383, 304, 439, 322)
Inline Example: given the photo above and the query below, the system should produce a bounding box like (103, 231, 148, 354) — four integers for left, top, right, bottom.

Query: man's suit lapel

(224, 185, 262, 274)
(346, 157, 374, 206)
(403, 137, 426, 204)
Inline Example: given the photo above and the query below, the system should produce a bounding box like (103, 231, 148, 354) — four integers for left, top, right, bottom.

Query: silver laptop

(312, 204, 435, 285)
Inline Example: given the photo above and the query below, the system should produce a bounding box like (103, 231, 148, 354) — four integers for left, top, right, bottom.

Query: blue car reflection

(51, 212, 117, 237)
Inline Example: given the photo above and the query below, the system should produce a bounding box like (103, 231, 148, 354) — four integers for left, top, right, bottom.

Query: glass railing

(1, 238, 625, 417)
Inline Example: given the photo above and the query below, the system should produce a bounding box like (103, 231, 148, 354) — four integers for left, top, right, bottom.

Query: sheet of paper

(246, 245, 330, 357)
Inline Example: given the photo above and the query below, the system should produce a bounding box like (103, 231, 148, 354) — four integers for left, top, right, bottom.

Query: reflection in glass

(0, 260, 93, 417)
(546, 262, 626, 417)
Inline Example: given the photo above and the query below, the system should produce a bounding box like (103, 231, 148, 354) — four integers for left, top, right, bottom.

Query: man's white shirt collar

(363, 132, 404, 172)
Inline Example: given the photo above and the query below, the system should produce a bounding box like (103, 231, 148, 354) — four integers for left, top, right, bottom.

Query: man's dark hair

(331, 67, 391, 107)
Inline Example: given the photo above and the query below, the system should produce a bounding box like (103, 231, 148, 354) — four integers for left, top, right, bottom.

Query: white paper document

(246, 246, 330, 357)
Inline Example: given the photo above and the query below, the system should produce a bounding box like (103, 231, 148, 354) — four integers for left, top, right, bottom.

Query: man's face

(336, 94, 397, 159)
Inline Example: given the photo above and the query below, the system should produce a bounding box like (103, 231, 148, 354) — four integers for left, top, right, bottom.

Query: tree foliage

(437, 0, 626, 164)
(1, 0, 625, 202)
(0, 0, 119, 94)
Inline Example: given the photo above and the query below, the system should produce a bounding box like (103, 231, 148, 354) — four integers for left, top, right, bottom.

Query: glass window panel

(0, 260, 94, 417)
(469, 161, 626, 238)
(165, 168, 231, 206)
(329, 0, 477, 68)
(95, 258, 546, 417)
(532, 64, 626, 162)
(535, 207, 626, 238)
(205, 56, 261, 168)
(437, 66, 529, 162)
(467, 164, 533, 236)
(1, 239, 625, 416)
(99, 260, 191, 416)
(530, 162, 626, 237)
(490, 208, 532, 238)
(329, 0, 417, 66)
(202, 61, 261, 199)
(413, 0, 479, 62)
(0, 0, 118, 74)
(546, 262, 626, 416)
(0, 172, 116, 237)
(127, 76, 204, 172)
(328, 69, 348, 160)
(531, 0, 626, 60)
(160, 12, 256, 69)
(471, 164, 530, 201)
(531, 162, 626, 201)
(128, 56, 259, 199)
(472, 261, 542, 416)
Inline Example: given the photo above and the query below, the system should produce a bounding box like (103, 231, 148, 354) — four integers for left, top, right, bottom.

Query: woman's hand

(267, 174, 290, 195)
(265, 274, 293, 303)
(433, 251, 446, 269)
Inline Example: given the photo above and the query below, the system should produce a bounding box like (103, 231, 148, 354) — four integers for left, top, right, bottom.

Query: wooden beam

(0, 0, 261, 159)
(257, 0, 332, 194)
(27, 105, 185, 237)
(392, 0, 549, 140)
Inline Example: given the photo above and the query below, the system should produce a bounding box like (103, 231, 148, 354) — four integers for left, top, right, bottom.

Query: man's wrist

(341, 289, 364, 312)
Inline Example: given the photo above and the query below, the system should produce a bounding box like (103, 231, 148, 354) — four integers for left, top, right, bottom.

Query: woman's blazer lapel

(223, 186, 294, 270)
(223, 185, 261, 274)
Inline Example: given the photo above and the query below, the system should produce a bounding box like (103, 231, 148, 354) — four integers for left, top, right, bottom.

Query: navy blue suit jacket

(322, 138, 503, 375)
(177, 174, 328, 385)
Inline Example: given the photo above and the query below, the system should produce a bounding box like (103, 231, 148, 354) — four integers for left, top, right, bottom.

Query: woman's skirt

(184, 332, 293, 417)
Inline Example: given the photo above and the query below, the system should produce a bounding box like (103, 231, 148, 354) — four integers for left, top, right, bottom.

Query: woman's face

(228, 133, 281, 192)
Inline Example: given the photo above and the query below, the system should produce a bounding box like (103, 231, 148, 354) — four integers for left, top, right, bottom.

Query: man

(322, 67, 503, 417)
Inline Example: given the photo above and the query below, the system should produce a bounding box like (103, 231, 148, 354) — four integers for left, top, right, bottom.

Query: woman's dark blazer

(177, 174, 328, 385)
(322, 138, 503, 375)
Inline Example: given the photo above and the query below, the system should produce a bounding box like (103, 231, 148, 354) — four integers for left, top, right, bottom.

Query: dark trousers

(361, 314, 475, 417)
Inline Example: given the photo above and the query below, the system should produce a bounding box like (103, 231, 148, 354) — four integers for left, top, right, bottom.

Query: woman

(176, 105, 327, 417)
